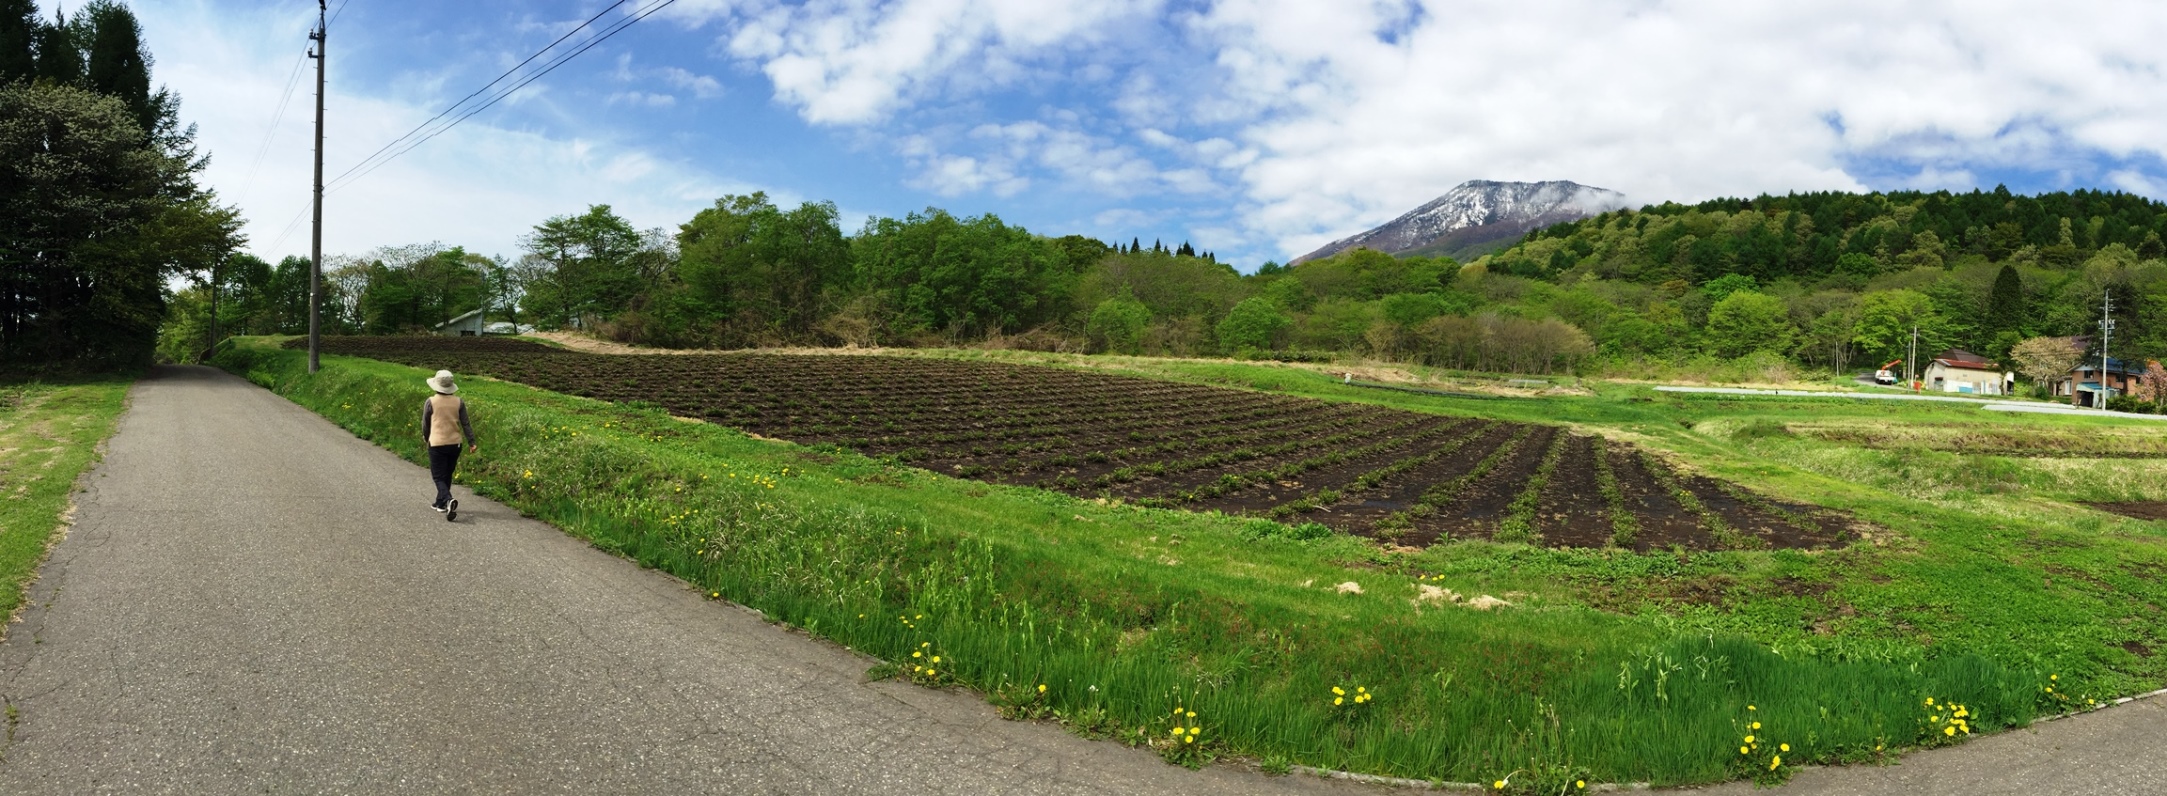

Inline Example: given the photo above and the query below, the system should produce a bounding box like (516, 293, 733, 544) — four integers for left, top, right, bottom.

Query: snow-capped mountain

(1292, 180, 1630, 264)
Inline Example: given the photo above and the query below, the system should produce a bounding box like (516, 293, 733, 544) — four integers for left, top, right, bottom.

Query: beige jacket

(422, 394, 474, 447)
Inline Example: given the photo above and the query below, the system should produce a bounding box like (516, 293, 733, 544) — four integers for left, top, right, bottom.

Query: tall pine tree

(33, 10, 80, 86)
(81, 0, 153, 134)
(0, 0, 33, 83)
(1984, 263, 2025, 349)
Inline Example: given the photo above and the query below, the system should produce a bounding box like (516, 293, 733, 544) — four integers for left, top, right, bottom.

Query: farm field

(296, 336, 1849, 551)
(227, 336, 2167, 789)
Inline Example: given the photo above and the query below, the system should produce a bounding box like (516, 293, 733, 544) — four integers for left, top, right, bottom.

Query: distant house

(435, 308, 485, 337)
(2055, 356, 2144, 407)
(1922, 349, 2008, 395)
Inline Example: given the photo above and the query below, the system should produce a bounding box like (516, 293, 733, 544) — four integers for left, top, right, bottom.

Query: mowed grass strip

(0, 376, 133, 630)
(220, 340, 2105, 787)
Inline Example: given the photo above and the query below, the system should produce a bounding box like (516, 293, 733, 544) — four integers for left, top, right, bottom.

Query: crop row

(304, 337, 1853, 550)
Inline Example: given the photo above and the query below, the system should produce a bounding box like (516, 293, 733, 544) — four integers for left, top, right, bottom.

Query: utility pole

(1907, 325, 1919, 391)
(206, 249, 224, 358)
(2100, 290, 2116, 409)
(307, 0, 326, 373)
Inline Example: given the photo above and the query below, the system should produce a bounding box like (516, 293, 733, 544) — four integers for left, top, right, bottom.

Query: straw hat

(427, 370, 458, 395)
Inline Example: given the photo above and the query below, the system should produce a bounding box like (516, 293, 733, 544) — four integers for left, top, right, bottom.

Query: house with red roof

(1922, 349, 2009, 395)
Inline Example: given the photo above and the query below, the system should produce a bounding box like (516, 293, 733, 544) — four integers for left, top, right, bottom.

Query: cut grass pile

(216, 340, 2163, 788)
(0, 375, 132, 631)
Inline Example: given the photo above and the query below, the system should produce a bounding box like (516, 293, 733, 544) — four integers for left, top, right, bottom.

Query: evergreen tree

(1985, 264, 2024, 336)
(81, 0, 154, 134)
(1176, 241, 1195, 258)
(33, 10, 79, 86)
(1131, 237, 1140, 254)
(0, 0, 34, 83)
(2141, 231, 2165, 261)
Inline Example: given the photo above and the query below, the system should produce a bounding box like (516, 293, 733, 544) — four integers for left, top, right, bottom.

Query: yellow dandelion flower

(1333, 687, 1345, 696)
(1334, 697, 1343, 706)
(1739, 746, 1749, 755)
(1189, 726, 1200, 734)
(1495, 780, 1507, 790)
(1925, 697, 1934, 705)
(1769, 755, 1781, 770)
(930, 656, 941, 664)
(1171, 728, 1183, 738)
(1576, 781, 1585, 789)
(1173, 707, 1184, 716)
(1751, 721, 1761, 729)
(1744, 735, 1754, 744)
(1747, 704, 1756, 711)
(912, 651, 922, 658)
(1779, 743, 1790, 752)
(1944, 726, 1956, 736)
(926, 669, 936, 677)
(1184, 735, 1195, 744)
(1037, 684, 1046, 693)
(1357, 686, 1367, 693)
(1186, 711, 1196, 719)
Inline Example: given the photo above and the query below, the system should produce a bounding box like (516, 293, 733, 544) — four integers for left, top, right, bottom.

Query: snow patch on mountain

(1293, 180, 1630, 264)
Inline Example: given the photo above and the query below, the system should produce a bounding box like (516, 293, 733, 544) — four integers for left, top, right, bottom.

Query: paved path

(1687, 698, 2167, 795)
(0, 366, 1368, 795)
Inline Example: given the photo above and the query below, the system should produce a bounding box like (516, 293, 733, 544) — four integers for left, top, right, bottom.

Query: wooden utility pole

(2100, 291, 2116, 409)
(307, 0, 326, 373)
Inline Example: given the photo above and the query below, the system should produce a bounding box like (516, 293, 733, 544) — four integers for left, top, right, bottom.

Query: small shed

(1922, 349, 2005, 395)
(435, 308, 485, 337)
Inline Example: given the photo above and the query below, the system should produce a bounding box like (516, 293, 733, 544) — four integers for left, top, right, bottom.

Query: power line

(329, 0, 679, 193)
(235, 48, 311, 207)
(322, 0, 634, 190)
(327, 0, 354, 26)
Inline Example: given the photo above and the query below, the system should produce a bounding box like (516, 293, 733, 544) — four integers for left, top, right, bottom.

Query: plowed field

(305, 336, 1851, 550)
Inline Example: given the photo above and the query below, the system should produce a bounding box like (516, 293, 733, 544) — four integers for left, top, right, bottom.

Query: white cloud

(687, 0, 1161, 124)
(609, 91, 678, 107)
(661, 67, 725, 99)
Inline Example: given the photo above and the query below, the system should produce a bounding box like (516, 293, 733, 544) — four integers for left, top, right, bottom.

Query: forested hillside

(194, 186, 2167, 385)
(1475, 188, 2167, 376)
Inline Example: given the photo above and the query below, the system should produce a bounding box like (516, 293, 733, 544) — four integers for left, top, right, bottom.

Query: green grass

(0, 375, 133, 630)
(212, 340, 2167, 788)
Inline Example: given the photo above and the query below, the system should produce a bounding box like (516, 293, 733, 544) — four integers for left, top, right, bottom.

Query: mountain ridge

(1293, 180, 1630, 264)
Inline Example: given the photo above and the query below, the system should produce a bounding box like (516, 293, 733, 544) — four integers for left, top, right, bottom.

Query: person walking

(422, 369, 478, 521)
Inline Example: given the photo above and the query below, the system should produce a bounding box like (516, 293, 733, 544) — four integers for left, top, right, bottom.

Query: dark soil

(1604, 447, 1707, 552)
(1534, 435, 1614, 548)
(1318, 423, 1515, 542)
(1423, 426, 1559, 543)
(303, 336, 1851, 553)
(2088, 502, 2167, 521)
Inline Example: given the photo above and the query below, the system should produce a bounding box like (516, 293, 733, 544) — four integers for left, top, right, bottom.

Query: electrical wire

(235, 48, 310, 207)
(326, 0, 679, 194)
(322, 0, 634, 190)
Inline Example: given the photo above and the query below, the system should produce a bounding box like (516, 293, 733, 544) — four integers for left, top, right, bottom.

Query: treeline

(204, 180, 2167, 380)
(2, 0, 238, 369)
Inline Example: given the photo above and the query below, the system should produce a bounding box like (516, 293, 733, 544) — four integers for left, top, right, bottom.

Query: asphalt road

(0, 366, 1370, 795)
(6, 365, 2166, 795)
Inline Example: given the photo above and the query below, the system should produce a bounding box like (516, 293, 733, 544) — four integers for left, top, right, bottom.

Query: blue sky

(120, 0, 2167, 271)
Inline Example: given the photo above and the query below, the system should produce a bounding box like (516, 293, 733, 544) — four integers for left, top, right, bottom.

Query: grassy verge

(0, 375, 133, 631)
(216, 340, 2138, 789)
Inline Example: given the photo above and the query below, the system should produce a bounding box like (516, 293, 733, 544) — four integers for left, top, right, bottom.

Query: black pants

(428, 444, 462, 507)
